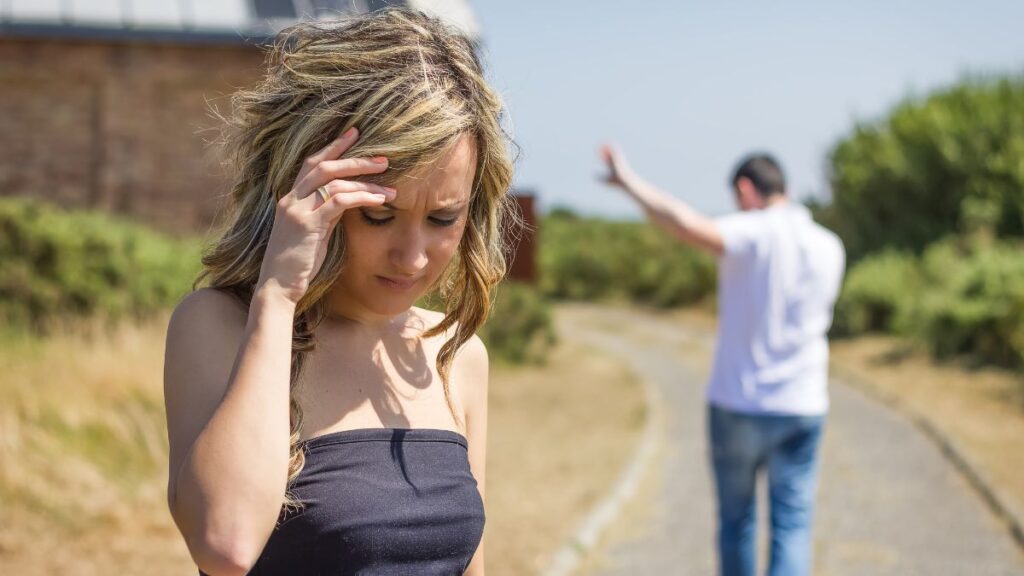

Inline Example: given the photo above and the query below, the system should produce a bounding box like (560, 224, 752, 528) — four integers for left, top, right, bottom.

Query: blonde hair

(193, 7, 516, 513)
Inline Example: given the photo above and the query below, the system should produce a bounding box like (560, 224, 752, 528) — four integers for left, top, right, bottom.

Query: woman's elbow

(170, 506, 265, 576)
(168, 488, 275, 574)
(189, 532, 263, 576)
(194, 555, 251, 576)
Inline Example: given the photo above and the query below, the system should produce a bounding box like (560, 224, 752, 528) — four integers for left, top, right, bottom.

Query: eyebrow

(381, 201, 468, 212)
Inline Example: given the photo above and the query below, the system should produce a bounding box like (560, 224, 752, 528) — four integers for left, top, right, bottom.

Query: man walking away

(599, 146, 846, 576)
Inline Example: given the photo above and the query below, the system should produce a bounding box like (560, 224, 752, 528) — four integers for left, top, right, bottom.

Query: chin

(363, 292, 423, 317)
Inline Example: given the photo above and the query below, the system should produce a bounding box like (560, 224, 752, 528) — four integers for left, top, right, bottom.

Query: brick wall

(0, 37, 265, 236)
(0, 37, 538, 281)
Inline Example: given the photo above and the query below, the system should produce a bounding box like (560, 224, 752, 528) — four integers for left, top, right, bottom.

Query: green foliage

(915, 238, 1024, 367)
(832, 250, 922, 336)
(0, 197, 202, 333)
(834, 237, 1024, 368)
(825, 74, 1024, 261)
(822, 73, 1024, 369)
(479, 282, 556, 365)
(538, 213, 716, 307)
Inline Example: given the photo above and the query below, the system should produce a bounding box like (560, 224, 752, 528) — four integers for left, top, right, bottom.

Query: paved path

(557, 304, 1024, 576)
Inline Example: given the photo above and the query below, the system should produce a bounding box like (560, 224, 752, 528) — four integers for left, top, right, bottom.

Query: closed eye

(429, 216, 459, 227)
(360, 211, 458, 227)
(360, 212, 393, 226)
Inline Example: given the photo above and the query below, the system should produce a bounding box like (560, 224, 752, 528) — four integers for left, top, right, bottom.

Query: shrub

(832, 237, 1024, 368)
(479, 282, 556, 365)
(832, 250, 922, 337)
(538, 212, 716, 307)
(915, 238, 1024, 367)
(824, 74, 1024, 261)
(0, 197, 201, 334)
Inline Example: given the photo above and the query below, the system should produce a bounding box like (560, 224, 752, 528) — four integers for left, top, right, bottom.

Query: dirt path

(558, 304, 1024, 576)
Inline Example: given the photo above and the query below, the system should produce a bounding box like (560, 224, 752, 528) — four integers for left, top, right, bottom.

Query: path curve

(556, 304, 1024, 576)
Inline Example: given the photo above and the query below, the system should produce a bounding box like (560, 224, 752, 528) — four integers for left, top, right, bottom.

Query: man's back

(709, 202, 846, 415)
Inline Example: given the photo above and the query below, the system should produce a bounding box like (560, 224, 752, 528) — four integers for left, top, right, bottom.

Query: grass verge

(0, 313, 644, 575)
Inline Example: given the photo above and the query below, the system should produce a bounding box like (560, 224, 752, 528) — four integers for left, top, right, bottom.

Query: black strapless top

(199, 428, 484, 576)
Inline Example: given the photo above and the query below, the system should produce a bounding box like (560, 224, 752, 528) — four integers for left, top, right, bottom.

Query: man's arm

(600, 144, 725, 257)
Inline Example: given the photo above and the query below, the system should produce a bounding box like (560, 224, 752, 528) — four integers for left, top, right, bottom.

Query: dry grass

(486, 337, 645, 576)
(0, 312, 188, 575)
(576, 421, 668, 576)
(0, 313, 644, 575)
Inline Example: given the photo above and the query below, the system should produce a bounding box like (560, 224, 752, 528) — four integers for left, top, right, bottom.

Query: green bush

(832, 237, 1024, 368)
(915, 238, 1024, 367)
(823, 74, 1024, 262)
(538, 213, 622, 300)
(832, 250, 922, 336)
(0, 197, 202, 334)
(479, 282, 556, 365)
(538, 212, 716, 307)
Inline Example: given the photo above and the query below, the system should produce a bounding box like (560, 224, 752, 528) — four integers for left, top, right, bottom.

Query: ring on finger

(315, 185, 330, 202)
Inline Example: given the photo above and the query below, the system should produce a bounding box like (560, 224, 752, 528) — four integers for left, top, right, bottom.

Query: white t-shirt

(707, 202, 846, 416)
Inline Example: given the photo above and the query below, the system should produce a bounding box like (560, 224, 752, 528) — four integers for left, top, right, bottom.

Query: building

(0, 0, 480, 234)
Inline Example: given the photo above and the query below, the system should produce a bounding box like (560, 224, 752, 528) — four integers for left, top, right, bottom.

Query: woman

(162, 8, 515, 575)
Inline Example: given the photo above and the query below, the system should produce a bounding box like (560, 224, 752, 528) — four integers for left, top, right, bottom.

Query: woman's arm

(457, 334, 490, 576)
(164, 127, 394, 576)
(164, 286, 296, 576)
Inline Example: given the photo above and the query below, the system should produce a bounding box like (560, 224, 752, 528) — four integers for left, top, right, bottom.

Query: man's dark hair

(731, 153, 786, 198)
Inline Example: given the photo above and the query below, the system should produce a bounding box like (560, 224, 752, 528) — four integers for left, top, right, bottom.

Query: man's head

(730, 153, 787, 211)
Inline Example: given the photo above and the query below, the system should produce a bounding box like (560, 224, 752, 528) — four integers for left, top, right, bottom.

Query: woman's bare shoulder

(171, 287, 248, 328)
(455, 333, 488, 373)
(409, 305, 446, 326)
(407, 306, 488, 369)
(409, 307, 485, 348)
(165, 288, 249, 386)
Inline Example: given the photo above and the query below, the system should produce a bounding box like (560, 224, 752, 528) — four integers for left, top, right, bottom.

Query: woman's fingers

(304, 126, 359, 173)
(295, 156, 390, 198)
(300, 179, 397, 209)
(281, 126, 361, 205)
(315, 189, 395, 224)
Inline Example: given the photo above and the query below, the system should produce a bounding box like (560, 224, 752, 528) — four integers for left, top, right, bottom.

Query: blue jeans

(708, 403, 825, 576)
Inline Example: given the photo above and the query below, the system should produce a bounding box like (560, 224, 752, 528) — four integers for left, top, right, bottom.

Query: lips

(376, 275, 420, 290)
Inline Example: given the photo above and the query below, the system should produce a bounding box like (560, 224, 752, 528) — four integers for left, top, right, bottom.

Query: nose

(388, 224, 429, 276)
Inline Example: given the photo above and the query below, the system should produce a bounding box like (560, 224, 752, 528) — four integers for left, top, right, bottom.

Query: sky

(471, 0, 1024, 219)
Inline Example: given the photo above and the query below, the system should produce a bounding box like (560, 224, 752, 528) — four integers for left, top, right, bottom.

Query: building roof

(0, 0, 479, 45)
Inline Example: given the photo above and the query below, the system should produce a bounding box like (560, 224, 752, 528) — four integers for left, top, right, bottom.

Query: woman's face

(331, 133, 478, 320)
